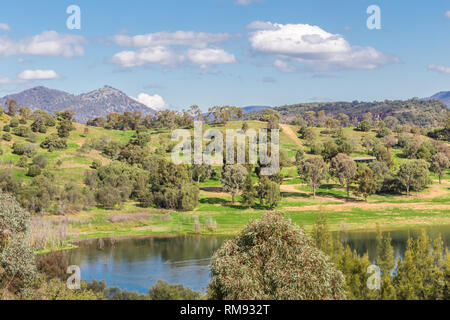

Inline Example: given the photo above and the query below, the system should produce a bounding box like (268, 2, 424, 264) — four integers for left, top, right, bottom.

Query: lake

(66, 225, 450, 294)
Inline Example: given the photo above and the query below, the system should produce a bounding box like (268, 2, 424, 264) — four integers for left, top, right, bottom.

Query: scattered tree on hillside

(297, 156, 328, 198)
(398, 160, 431, 197)
(330, 153, 357, 200)
(354, 166, 377, 202)
(220, 164, 248, 203)
(430, 152, 449, 184)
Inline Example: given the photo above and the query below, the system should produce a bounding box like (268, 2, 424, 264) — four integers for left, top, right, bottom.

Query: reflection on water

(66, 225, 450, 294)
(338, 225, 450, 262)
(67, 236, 228, 293)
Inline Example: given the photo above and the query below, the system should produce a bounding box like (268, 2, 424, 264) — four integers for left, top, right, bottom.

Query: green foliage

(27, 165, 42, 177)
(220, 164, 248, 203)
(149, 280, 202, 300)
(12, 125, 32, 138)
(356, 120, 371, 132)
(12, 142, 37, 157)
(40, 134, 68, 150)
(354, 166, 377, 201)
(297, 156, 328, 198)
(9, 118, 19, 128)
(241, 174, 256, 206)
(208, 213, 346, 300)
(398, 159, 431, 196)
(430, 152, 450, 184)
(330, 153, 357, 200)
(0, 192, 36, 297)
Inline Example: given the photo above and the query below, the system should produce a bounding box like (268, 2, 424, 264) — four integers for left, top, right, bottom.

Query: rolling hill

(425, 91, 450, 107)
(0, 85, 156, 123)
(244, 98, 448, 128)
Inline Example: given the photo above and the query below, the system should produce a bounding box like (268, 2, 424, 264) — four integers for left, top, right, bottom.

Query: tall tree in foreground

(0, 192, 36, 298)
(208, 213, 346, 300)
(297, 156, 328, 198)
(330, 153, 357, 201)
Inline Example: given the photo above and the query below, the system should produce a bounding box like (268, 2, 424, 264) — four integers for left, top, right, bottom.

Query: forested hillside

(244, 99, 448, 128)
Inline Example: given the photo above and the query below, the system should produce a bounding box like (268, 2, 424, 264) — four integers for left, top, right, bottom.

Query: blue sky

(0, 0, 449, 111)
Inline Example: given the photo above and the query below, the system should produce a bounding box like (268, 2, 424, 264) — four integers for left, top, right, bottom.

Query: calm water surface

(67, 225, 450, 294)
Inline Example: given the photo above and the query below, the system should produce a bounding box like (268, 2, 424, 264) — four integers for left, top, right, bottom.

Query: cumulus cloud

(134, 93, 168, 110)
(110, 30, 235, 69)
(0, 23, 10, 31)
(17, 69, 60, 80)
(111, 46, 184, 67)
(111, 31, 230, 49)
(187, 48, 236, 68)
(246, 21, 278, 30)
(248, 22, 399, 72)
(0, 30, 86, 58)
(428, 64, 450, 74)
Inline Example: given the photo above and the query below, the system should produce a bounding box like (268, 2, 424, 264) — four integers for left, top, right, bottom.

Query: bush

(40, 134, 67, 150)
(149, 280, 202, 300)
(376, 127, 392, 138)
(17, 156, 28, 168)
(3, 124, 10, 132)
(9, 118, 19, 128)
(356, 120, 371, 132)
(27, 165, 42, 177)
(12, 142, 37, 157)
(32, 155, 48, 169)
(96, 186, 121, 208)
(208, 213, 346, 300)
(12, 125, 32, 138)
(2, 133, 12, 141)
(91, 159, 102, 169)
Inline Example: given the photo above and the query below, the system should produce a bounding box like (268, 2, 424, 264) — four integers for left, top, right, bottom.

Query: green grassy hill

(0, 113, 449, 253)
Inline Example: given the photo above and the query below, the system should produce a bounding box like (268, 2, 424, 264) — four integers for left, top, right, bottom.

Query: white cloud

(111, 46, 183, 67)
(110, 30, 235, 69)
(111, 31, 230, 49)
(273, 59, 295, 72)
(0, 23, 10, 31)
(134, 93, 168, 110)
(17, 69, 60, 80)
(428, 64, 450, 74)
(445, 11, 450, 18)
(0, 30, 86, 58)
(246, 21, 277, 30)
(187, 48, 236, 68)
(248, 22, 399, 72)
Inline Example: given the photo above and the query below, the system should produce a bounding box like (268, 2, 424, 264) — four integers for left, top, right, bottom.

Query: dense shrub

(209, 213, 346, 300)
(27, 165, 42, 177)
(40, 134, 67, 150)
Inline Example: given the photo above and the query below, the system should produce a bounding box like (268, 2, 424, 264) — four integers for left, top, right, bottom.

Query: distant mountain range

(0, 86, 156, 123)
(424, 91, 450, 107)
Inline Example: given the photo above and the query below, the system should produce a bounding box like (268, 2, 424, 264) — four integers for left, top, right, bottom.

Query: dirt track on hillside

(280, 124, 303, 148)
